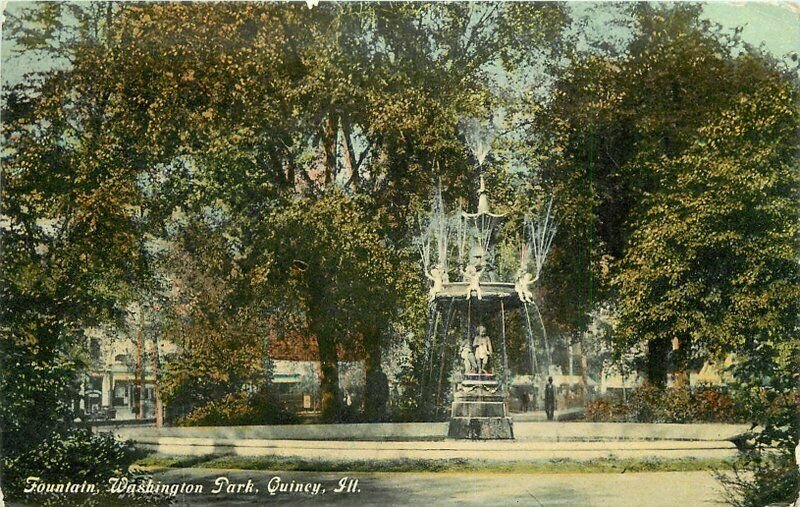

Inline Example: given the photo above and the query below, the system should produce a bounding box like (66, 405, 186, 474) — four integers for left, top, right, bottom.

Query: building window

(89, 339, 101, 360)
(113, 383, 128, 406)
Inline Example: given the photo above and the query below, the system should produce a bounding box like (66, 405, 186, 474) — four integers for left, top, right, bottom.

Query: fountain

(415, 119, 556, 439)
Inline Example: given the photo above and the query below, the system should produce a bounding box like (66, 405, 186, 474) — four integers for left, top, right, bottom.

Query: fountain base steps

(448, 416, 514, 440)
(447, 373, 514, 439)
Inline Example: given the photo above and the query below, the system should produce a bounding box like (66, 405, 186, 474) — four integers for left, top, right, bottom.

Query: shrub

(586, 385, 744, 423)
(585, 398, 623, 422)
(719, 449, 799, 507)
(717, 351, 800, 507)
(663, 385, 693, 423)
(691, 385, 740, 423)
(178, 388, 297, 426)
(1, 428, 169, 506)
(627, 384, 666, 422)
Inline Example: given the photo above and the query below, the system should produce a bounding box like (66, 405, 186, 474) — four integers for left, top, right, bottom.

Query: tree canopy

(2, 7, 797, 496)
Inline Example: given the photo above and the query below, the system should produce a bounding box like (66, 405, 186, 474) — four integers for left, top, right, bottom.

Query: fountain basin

(434, 282, 520, 304)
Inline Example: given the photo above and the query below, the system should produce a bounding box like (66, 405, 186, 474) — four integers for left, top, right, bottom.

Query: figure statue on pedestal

(462, 264, 482, 300)
(425, 265, 446, 302)
(473, 325, 493, 374)
(514, 269, 535, 303)
(460, 339, 478, 374)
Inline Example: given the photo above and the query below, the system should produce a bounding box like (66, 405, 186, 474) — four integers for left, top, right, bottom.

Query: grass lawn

(134, 454, 733, 474)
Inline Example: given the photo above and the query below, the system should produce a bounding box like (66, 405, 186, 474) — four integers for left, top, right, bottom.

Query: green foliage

(0, 345, 80, 457)
(157, 220, 273, 420)
(716, 342, 800, 507)
(1, 429, 168, 506)
(135, 454, 731, 474)
(78, 2, 569, 422)
(613, 65, 800, 365)
(3, 5, 798, 505)
(2, 1, 143, 492)
(530, 8, 799, 500)
(720, 452, 799, 507)
(529, 3, 799, 385)
(178, 389, 297, 427)
(585, 385, 745, 423)
(262, 191, 402, 420)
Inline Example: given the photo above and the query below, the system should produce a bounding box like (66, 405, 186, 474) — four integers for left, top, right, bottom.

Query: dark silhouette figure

(545, 376, 556, 421)
(520, 391, 530, 413)
(365, 370, 390, 421)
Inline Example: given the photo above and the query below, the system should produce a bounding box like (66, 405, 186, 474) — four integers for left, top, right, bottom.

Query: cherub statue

(462, 264, 482, 300)
(425, 265, 446, 302)
(514, 269, 536, 303)
(473, 325, 493, 374)
(460, 339, 477, 374)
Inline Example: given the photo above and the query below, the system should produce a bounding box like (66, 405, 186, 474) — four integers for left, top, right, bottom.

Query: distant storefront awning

(108, 373, 156, 382)
(273, 373, 302, 384)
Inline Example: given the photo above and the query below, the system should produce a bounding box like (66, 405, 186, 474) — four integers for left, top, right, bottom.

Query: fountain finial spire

(477, 174, 490, 215)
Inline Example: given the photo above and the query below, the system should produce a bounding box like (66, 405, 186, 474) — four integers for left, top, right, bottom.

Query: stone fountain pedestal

(448, 373, 513, 439)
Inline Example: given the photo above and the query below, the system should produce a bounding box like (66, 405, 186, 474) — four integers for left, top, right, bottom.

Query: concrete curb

(111, 421, 749, 443)
(109, 421, 748, 462)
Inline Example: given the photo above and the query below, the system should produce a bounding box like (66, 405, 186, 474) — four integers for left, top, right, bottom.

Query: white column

(79, 378, 86, 411)
(568, 344, 574, 387)
(101, 372, 112, 407)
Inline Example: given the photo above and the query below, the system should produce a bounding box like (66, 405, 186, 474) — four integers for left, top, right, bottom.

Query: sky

(1, 1, 798, 88)
(702, 1, 799, 57)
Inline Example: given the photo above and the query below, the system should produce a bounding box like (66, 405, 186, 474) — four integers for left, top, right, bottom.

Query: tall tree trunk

(285, 158, 296, 190)
(321, 113, 338, 187)
(578, 337, 589, 405)
(152, 330, 163, 427)
(340, 115, 359, 190)
(135, 308, 145, 420)
(646, 337, 670, 388)
(363, 325, 388, 422)
(671, 336, 689, 387)
(315, 322, 341, 422)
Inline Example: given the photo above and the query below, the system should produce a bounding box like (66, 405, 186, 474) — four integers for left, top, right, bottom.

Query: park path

(155, 468, 729, 506)
(136, 437, 737, 461)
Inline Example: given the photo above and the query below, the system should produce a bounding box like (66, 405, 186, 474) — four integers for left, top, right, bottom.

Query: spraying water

(414, 184, 450, 276)
(521, 197, 558, 371)
(460, 118, 495, 166)
(523, 198, 557, 281)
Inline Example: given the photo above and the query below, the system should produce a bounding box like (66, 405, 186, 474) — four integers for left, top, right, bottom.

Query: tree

(2, 3, 142, 455)
(613, 61, 799, 380)
(89, 2, 570, 420)
(157, 220, 274, 421)
(524, 7, 799, 501)
(719, 339, 799, 507)
(528, 3, 799, 384)
(262, 193, 398, 421)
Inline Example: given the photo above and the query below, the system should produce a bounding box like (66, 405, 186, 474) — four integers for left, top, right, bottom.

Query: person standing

(545, 376, 556, 421)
